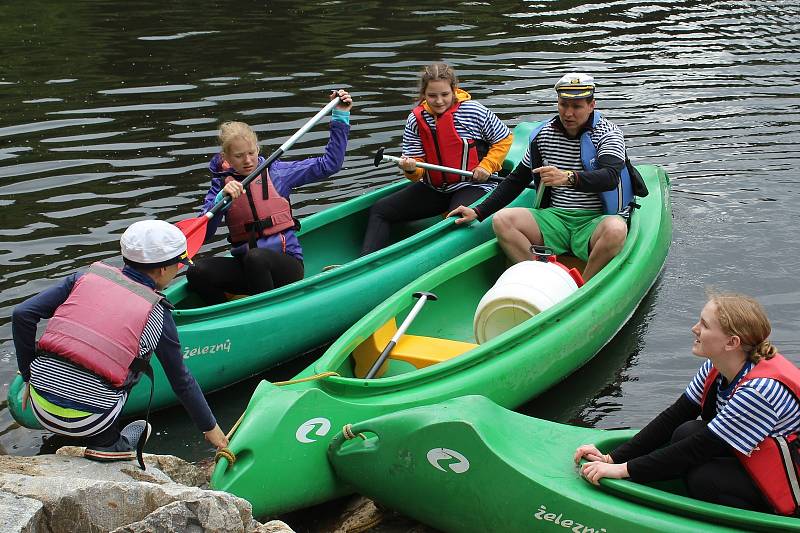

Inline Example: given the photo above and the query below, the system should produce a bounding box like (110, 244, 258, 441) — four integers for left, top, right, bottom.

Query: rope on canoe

(342, 423, 366, 441)
(215, 448, 236, 465)
(213, 371, 342, 466)
(272, 371, 340, 386)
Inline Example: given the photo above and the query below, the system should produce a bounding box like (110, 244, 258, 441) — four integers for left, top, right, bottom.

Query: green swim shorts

(529, 207, 622, 262)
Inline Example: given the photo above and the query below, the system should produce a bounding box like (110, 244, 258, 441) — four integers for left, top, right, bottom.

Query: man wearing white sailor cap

(12, 219, 227, 469)
(449, 72, 647, 281)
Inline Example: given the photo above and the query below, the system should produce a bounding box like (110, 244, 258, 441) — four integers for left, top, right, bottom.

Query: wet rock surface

(0, 448, 293, 533)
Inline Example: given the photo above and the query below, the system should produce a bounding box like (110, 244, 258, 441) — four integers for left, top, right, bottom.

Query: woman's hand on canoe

(580, 461, 629, 485)
(448, 205, 478, 225)
(204, 424, 229, 450)
(573, 443, 612, 464)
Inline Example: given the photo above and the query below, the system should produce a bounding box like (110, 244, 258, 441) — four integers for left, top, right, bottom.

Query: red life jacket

(225, 167, 295, 244)
(37, 262, 163, 387)
(700, 354, 800, 516)
(412, 101, 480, 190)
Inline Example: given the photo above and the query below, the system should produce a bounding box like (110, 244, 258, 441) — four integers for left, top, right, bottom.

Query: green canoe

(328, 395, 798, 533)
(7, 122, 537, 430)
(210, 164, 672, 517)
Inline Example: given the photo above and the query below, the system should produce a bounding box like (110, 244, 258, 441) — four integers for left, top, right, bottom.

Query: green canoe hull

(210, 165, 672, 517)
(328, 395, 799, 533)
(7, 122, 539, 430)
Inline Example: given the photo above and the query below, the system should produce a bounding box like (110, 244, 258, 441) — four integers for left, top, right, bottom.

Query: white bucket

(473, 260, 579, 344)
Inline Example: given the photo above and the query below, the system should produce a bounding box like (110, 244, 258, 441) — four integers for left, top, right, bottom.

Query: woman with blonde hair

(575, 293, 800, 515)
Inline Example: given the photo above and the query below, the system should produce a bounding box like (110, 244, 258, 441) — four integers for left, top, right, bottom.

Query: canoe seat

(353, 319, 478, 378)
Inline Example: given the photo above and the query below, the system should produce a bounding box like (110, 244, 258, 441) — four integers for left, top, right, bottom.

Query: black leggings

(360, 182, 487, 256)
(186, 248, 304, 305)
(673, 420, 771, 512)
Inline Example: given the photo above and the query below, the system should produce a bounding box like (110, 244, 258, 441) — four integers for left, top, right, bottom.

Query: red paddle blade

(174, 216, 209, 259)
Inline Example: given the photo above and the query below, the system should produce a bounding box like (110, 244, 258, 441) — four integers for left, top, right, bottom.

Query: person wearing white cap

(448, 73, 647, 281)
(12, 219, 228, 468)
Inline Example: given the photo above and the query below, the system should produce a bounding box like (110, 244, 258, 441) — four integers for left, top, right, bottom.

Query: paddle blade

(175, 216, 209, 259)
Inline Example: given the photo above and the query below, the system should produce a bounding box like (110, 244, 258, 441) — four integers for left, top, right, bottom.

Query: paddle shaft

(365, 292, 437, 379)
(533, 182, 545, 209)
(204, 96, 342, 219)
(377, 152, 534, 190)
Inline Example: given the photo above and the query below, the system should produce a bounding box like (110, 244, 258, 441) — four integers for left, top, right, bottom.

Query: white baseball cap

(120, 220, 191, 267)
(554, 73, 595, 99)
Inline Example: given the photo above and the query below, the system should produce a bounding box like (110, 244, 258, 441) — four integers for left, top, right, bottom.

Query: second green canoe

(6, 122, 538, 430)
(210, 164, 672, 517)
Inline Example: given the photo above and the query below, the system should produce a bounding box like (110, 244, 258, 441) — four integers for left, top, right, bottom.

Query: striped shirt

(520, 116, 627, 211)
(403, 99, 510, 193)
(30, 302, 164, 412)
(685, 359, 800, 455)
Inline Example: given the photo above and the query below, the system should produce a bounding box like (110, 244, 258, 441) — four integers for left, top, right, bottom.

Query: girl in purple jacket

(186, 90, 352, 305)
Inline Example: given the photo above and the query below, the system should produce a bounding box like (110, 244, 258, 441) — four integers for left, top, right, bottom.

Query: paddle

(176, 96, 343, 258)
(364, 291, 438, 379)
(373, 147, 535, 189)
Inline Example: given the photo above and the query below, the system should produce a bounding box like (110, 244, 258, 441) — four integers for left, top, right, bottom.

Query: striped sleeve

(684, 359, 713, 405)
(402, 112, 424, 158)
(520, 144, 532, 169)
(139, 302, 165, 356)
(470, 101, 511, 144)
(591, 118, 627, 161)
(707, 378, 793, 455)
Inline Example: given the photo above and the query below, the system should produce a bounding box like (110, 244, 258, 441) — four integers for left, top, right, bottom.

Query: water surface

(1, 0, 798, 504)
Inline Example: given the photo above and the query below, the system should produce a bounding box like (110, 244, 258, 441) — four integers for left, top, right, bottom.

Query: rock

(55, 446, 211, 488)
(0, 491, 45, 533)
(330, 495, 386, 533)
(0, 452, 295, 533)
(246, 519, 295, 533)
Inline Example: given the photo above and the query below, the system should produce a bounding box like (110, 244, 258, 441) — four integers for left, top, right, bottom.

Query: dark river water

(1, 0, 799, 528)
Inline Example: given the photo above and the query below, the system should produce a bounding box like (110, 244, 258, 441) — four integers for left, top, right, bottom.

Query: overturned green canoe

(210, 164, 671, 517)
(328, 395, 798, 532)
(7, 122, 538, 430)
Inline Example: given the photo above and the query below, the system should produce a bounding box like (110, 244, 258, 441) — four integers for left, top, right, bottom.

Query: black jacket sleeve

(474, 160, 532, 221)
(610, 394, 700, 463)
(610, 394, 731, 483)
(626, 426, 730, 482)
(12, 274, 79, 381)
(573, 153, 625, 192)
(154, 309, 217, 432)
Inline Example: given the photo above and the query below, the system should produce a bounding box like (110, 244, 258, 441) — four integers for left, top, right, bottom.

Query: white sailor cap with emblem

(554, 73, 596, 99)
(120, 219, 192, 267)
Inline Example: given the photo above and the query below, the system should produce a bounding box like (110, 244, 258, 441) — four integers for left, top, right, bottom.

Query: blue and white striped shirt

(403, 99, 510, 193)
(519, 116, 627, 211)
(685, 359, 800, 455)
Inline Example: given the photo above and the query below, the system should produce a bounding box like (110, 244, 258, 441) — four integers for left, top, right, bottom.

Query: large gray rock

(0, 450, 294, 533)
(0, 491, 45, 533)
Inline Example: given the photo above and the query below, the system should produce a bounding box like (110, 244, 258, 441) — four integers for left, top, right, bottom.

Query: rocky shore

(0, 447, 291, 532)
(0, 447, 411, 533)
